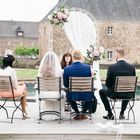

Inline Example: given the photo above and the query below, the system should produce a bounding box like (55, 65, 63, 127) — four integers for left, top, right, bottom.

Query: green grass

(16, 68, 38, 79)
(100, 69, 140, 80)
(15, 68, 140, 81)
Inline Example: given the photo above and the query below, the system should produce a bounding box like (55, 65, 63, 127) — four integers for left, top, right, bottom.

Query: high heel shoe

(23, 112, 30, 119)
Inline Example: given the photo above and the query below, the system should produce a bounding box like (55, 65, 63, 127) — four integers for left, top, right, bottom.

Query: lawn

(16, 68, 38, 79)
(15, 68, 140, 81)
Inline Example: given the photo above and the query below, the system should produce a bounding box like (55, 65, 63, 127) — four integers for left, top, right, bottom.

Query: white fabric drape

(92, 60, 102, 103)
(63, 10, 96, 55)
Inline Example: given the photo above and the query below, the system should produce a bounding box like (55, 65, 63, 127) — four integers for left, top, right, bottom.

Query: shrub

(15, 46, 39, 57)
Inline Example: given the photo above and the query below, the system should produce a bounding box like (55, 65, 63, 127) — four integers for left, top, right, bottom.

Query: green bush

(15, 46, 39, 57)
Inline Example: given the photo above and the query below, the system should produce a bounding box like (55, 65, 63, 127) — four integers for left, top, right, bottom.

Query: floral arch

(63, 8, 97, 56)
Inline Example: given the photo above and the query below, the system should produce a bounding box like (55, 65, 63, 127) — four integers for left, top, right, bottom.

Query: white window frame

(107, 26, 113, 35)
(107, 51, 113, 60)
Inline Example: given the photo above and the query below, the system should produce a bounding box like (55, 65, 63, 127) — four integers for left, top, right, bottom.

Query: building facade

(39, 0, 140, 64)
(0, 20, 39, 56)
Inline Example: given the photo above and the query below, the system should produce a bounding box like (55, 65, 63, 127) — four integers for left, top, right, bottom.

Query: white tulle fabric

(37, 51, 65, 120)
(38, 51, 63, 77)
(92, 60, 102, 103)
(63, 10, 96, 55)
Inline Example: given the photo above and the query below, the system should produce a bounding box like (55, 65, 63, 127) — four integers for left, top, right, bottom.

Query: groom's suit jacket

(106, 60, 136, 98)
(63, 62, 93, 101)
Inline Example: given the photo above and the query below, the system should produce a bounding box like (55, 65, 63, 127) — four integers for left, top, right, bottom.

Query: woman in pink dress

(0, 55, 30, 118)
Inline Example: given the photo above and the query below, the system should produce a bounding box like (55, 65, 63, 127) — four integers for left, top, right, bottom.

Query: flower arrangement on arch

(87, 43, 106, 61)
(48, 5, 69, 27)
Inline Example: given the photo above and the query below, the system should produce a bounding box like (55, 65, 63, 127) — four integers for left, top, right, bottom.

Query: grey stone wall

(98, 21, 140, 64)
(39, 21, 140, 64)
(0, 37, 38, 56)
(39, 21, 73, 60)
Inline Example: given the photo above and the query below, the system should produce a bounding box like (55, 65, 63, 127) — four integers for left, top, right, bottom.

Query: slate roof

(0, 20, 38, 38)
(42, 0, 140, 21)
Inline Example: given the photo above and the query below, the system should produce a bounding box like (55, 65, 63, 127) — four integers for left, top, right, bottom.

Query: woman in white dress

(37, 51, 65, 120)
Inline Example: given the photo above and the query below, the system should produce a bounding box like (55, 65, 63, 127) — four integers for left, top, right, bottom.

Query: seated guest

(99, 48, 136, 120)
(0, 55, 30, 118)
(37, 51, 65, 120)
(60, 53, 73, 111)
(61, 53, 73, 69)
(63, 50, 93, 120)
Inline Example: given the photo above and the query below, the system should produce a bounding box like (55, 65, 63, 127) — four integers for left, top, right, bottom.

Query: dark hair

(61, 53, 73, 69)
(1, 55, 15, 69)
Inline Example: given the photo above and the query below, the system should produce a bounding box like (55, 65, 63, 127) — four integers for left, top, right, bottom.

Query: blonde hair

(72, 50, 82, 60)
(116, 48, 125, 56)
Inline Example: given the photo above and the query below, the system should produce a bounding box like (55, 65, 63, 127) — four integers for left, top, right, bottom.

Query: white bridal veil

(38, 51, 62, 77)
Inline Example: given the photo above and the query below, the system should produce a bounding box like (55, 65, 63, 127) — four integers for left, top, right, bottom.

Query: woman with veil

(37, 51, 65, 120)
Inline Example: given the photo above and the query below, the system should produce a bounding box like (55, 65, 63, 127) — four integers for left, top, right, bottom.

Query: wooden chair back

(0, 75, 14, 97)
(69, 77, 94, 92)
(114, 76, 137, 94)
(37, 77, 61, 93)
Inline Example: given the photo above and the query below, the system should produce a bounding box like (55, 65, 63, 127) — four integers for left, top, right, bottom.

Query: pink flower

(57, 12, 63, 20)
(99, 46, 104, 53)
(87, 46, 93, 52)
(62, 14, 67, 19)
(92, 49, 100, 56)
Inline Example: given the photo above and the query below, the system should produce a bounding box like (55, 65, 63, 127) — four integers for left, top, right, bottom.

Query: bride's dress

(92, 60, 102, 103)
(37, 70, 65, 121)
(40, 91, 66, 120)
(37, 51, 65, 120)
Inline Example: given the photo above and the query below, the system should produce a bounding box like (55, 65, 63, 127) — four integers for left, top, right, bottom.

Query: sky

(0, 0, 59, 22)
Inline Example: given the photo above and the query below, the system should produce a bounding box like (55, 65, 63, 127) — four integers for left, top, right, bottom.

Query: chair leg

(59, 98, 62, 124)
(110, 100, 117, 124)
(127, 101, 135, 124)
(11, 101, 23, 123)
(89, 100, 92, 124)
(39, 99, 42, 120)
(0, 100, 9, 118)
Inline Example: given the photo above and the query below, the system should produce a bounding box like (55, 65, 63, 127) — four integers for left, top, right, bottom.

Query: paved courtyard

(0, 99, 140, 140)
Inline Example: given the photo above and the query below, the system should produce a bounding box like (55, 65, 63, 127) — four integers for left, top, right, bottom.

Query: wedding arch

(63, 8, 97, 56)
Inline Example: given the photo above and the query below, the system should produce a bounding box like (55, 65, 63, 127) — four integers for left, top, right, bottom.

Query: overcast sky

(0, 0, 59, 22)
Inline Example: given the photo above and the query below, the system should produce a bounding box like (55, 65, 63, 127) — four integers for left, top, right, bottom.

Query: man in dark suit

(99, 48, 136, 120)
(63, 50, 93, 120)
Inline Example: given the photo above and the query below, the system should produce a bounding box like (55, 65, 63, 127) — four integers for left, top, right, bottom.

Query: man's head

(72, 50, 83, 62)
(115, 48, 125, 62)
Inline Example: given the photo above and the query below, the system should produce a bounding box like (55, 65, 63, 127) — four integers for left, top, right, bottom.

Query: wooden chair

(68, 77, 95, 123)
(37, 77, 62, 122)
(0, 75, 23, 123)
(110, 76, 138, 124)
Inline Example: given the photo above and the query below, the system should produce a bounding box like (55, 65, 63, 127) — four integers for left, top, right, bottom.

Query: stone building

(0, 20, 38, 56)
(39, 0, 140, 64)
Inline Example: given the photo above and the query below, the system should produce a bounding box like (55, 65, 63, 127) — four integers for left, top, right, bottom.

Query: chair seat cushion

(39, 91, 60, 99)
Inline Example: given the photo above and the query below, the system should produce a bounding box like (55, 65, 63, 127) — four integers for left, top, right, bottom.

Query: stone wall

(97, 21, 140, 64)
(39, 21, 73, 60)
(0, 37, 38, 56)
(39, 21, 140, 64)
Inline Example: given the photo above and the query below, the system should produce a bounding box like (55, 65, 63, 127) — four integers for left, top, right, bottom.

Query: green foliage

(0, 58, 3, 65)
(84, 56, 92, 64)
(15, 46, 39, 57)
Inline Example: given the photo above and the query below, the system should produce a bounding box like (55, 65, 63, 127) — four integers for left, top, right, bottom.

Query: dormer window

(16, 26, 24, 37)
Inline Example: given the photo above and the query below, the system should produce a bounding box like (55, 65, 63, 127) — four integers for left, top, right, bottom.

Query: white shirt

(0, 67, 18, 89)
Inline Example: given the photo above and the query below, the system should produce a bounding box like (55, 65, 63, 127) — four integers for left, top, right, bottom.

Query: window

(107, 51, 113, 59)
(107, 26, 113, 35)
(17, 32, 24, 37)
(16, 26, 24, 37)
